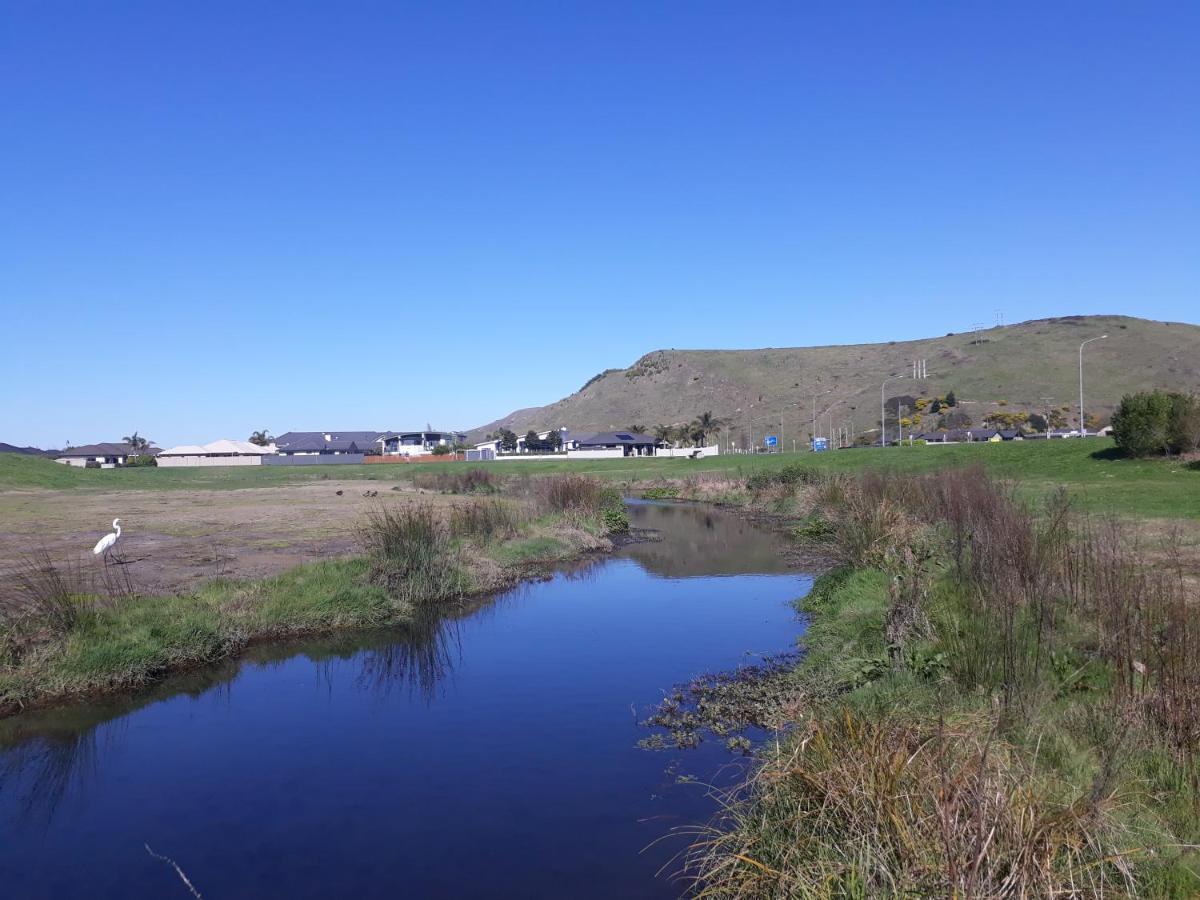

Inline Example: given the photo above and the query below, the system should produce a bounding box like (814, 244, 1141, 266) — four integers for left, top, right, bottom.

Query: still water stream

(0, 501, 808, 899)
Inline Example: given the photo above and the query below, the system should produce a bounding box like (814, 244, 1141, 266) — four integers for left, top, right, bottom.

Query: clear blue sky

(3, 2, 1197, 448)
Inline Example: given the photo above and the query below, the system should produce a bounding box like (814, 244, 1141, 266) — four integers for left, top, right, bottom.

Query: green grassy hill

(471, 315, 1200, 446)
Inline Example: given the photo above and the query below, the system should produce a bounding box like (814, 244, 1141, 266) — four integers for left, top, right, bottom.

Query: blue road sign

(812, 438, 828, 452)
(764, 435, 778, 447)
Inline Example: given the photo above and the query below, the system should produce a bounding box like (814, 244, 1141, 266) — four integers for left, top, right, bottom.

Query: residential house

(157, 439, 277, 467)
(376, 429, 466, 457)
(274, 431, 381, 457)
(55, 442, 161, 468)
(472, 427, 577, 459)
(573, 431, 659, 458)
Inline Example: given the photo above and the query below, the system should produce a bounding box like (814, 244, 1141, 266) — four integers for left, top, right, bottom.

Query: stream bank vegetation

(0, 474, 629, 717)
(646, 465, 1200, 897)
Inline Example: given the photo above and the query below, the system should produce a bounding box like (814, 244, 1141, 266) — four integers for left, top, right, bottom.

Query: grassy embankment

(5, 439, 1196, 519)
(645, 460, 1200, 896)
(0, 472, 629, 716)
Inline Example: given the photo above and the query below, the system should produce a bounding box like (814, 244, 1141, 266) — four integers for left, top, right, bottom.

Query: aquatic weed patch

(640, 652, 803, 752)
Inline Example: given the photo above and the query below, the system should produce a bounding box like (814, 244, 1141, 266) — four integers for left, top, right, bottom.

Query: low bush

(640, 485, 679, 500)
(599, 488, 630, 533)
(746, 463, 819, 494)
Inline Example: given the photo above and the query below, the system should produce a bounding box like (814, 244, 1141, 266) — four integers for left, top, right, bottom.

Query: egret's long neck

(114, 523, 121, 537)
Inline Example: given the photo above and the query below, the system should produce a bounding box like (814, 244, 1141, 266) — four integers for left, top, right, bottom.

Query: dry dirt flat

(0, 482, 448, 594)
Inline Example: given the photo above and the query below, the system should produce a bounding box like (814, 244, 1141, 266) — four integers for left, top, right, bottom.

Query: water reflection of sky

(0, 502, 809, 899)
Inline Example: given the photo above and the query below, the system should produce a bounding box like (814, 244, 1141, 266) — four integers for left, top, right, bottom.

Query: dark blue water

(0, 501, 808, 899)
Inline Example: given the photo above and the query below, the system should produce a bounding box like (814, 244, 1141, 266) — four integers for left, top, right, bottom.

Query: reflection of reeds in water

(356, 606, 461, 702)
(0, 730, 99, 828)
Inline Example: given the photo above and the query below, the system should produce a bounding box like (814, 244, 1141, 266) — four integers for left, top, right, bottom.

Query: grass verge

(643, 466, 1200, 897)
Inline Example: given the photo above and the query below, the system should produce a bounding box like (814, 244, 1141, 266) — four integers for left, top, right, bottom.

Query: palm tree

(626, 424, 647, 434)
(122, 431, 149, 451)
(692, 411, 723, 446)
(653, 424, 673, 446)
(248, 430, 273, 446)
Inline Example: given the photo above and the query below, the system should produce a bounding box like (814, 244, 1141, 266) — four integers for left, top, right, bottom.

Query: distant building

(272, 429, 466, 462)
(573, 431, 659, 457)
(157, 439, 277, 467)
(274, 431, 383, 457)
(55, 442, 161, 468)
(376, 429, 466, 457)
(472, 427, 577, 458)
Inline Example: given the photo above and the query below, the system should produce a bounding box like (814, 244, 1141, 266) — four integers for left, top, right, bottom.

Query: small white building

(157, 439, 276, 467)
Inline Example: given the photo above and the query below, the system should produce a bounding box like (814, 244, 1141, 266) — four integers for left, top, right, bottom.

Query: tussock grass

(688, 710, 1141, 898)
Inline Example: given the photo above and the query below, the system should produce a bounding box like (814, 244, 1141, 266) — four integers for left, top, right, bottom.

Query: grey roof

(57, 442, 161, 458)
(274, 431, 383, 453)
(576, 431, 657, 447)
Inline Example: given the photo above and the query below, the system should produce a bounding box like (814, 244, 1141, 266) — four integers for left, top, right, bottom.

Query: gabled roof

(274, 431, 383, 453)
(275, 431, 383, 447)
(57, 442, 160, 458)
(159, 439, 274, 456)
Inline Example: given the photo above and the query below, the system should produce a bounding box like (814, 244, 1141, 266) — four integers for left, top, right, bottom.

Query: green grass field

(4, 440, 1196, 518)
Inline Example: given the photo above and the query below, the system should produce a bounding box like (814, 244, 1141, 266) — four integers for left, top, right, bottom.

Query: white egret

(93, 518, 121, 557)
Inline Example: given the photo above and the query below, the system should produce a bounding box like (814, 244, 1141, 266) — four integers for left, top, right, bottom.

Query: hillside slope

(471, 316, 1200, 447)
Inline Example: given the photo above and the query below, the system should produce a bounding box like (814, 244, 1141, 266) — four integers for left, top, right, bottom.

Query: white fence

(565, 448, 627, 460)
(655, 445, 720, 459)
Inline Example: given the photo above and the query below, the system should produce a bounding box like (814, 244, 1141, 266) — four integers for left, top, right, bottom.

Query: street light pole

(1078, 335, 1108, 436)
(881, 375, 908, 447)
(822, 400, 843, 450)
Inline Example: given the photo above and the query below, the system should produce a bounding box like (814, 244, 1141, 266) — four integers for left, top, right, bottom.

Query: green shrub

(599, 488, 630, 533)
(126, 455, 158, 467)
(1111, 390, 1198, 456)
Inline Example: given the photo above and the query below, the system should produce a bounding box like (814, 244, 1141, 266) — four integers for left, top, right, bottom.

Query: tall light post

(1078, 335, 1107, 436)
(821, 400, 844, 449)
(881, 375, 908, 447)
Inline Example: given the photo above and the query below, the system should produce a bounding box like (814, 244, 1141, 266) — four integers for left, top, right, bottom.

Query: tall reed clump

(686, 710, 1138, 898)
(534, 474, 629, 533)
(0, 550, 139, 665)
(449, 498, 523, 541)
(1, 550, 91, 636)
(356, 504, 469, 605)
